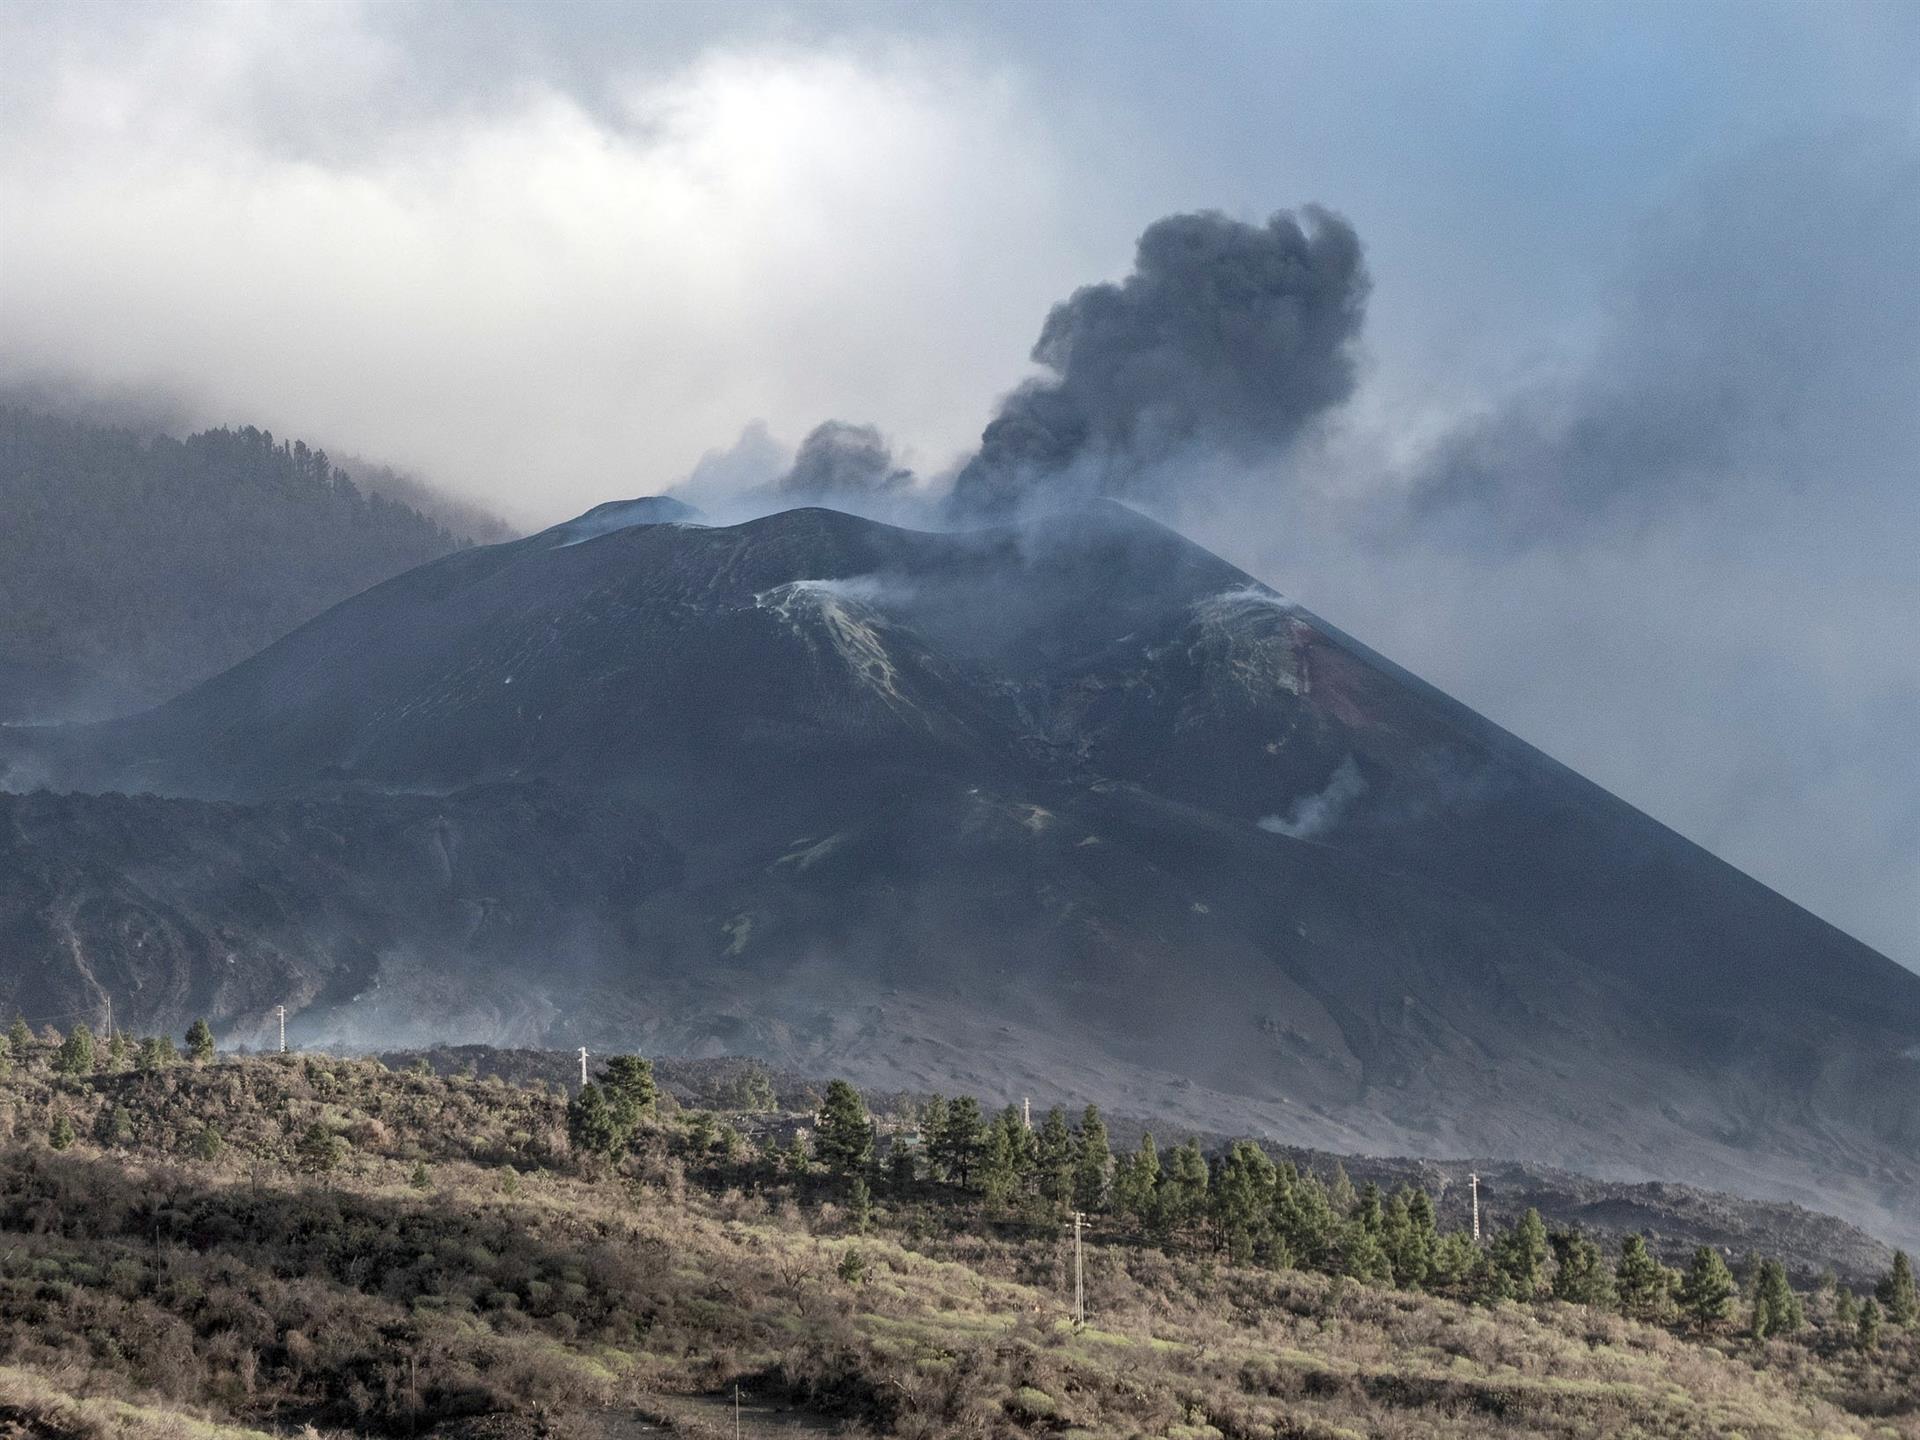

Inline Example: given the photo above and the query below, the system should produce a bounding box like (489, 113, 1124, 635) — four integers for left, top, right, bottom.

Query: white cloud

(0, 3, 1067, 524)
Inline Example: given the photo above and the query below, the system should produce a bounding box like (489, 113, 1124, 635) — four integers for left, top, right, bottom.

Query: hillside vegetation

(0, 408, 488, 719)
(387, 1046, 1900, 1288)
(0, 1030, 1914, 1439)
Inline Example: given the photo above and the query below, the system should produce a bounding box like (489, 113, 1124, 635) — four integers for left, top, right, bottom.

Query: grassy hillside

(0, 1037, 1913, 1439)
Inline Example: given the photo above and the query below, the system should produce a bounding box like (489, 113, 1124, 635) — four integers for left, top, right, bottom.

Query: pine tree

(107, 1030, 129, 1070)
(1678, 1247, 1737, 1333)
(185, 1018, 215, 1063)
(918, 1096, 950, 1182)
(1392, 1188, 1439, 1291)
(1002, 1106, 1036, 1193)
(1835, 1285, 1859, 1331)
(1073, 1105, 1112, 1212)
(934, 1097, 986, 1189)
(1750, 1258, 1804, 1340)
(49, 1111, 75, 1150)
(136, 1035, 170, 1073)
(814, 1080, 873, 1177)
(1212, 1142, 1277, 1264)
(848, 1175, 873, 1232)
(1112, 1133, 1161, 1224)
(1856, 1297, 1882, 1352)
(727, 1063, 778, 1111)
(190, 1125, 224, 1162)
(1354, 1180, 1384, 1233)
(602, 1055, 659, 1129)
(886, 1140, 916, 1190)
(409, 1161, 432, 1190)
(295, 1121, 343, 1175)
(1334, 1218, 1394, 1283)
(566, 1082, 621, 1158)
(1035, 1108, 1075, 1212)
(836, 1247, 868, 1285)
(1327, 1162, 1357, 1217)
(1616, 1235, 1669, 1323)
(1876, 1250, 1916, 1328)
(55, 1022, 95, 1075)
(1492, 1208, 1550, 1299)
(1427, 1230, 1482, 1299)
(1549, 1229, 1616, 1308)
(979, 1116, 1018, 1208)
(1467, 1248, 1514, 1305)
(684, 1110, 717, 1158)
(1275, 1170, 1338, 1272)
(1163, 1140, 1210, 1237)
(5, 1016, 29, 1058)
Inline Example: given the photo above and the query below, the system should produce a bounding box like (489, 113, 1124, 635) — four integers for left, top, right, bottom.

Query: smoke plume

(773, 421, 915, 503)
(948, 206, 1368, 520)
(1259, 756, 1367, 840)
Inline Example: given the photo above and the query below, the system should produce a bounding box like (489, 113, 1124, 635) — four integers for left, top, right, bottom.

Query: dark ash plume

(949, 206, 1368, 519)
(773, 420, 914, 502)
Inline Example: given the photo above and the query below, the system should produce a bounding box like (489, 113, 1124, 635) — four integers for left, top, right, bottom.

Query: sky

(1, 0, 1916, 967)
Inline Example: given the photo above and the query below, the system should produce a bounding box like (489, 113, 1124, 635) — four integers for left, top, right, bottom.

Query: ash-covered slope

(4, 500, 1917, 1247)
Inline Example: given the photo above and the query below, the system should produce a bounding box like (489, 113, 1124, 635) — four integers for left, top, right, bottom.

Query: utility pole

(1023, 1096, 1032, 1130)
(734, 1383, 742, 1439)
(578, 1046, 589, 1089)
(1071, 1210, 1086, 1330)
(275, 1005, 287, 1054)
(104, 993, 111, 1043)
(1469, 1172, 1481, 1242)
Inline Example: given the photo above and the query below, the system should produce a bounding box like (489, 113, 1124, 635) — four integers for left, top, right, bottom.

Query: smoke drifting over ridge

(1394, 134, 1920, 553)
(773, 420, 914, 503)
(948, 207, 1368, 519)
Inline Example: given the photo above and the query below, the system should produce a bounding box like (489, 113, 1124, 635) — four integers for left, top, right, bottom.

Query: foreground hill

(0, 407, 488, 721)
(2, 499, 1917, 1251)
(0, 1044, 1913, 1439)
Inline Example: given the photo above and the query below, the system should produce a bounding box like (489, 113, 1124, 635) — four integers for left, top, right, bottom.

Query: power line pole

(1469, 1171, 1481, 1242)
(104, 993, 111, 1043)
(1072, 1210, 1086, 1330)
(1023, 1096, 1032, 1130)
(734, 1383, 742, 1440)
(275, 1005, 287, 1054)
(578, 1045, 589, 1089)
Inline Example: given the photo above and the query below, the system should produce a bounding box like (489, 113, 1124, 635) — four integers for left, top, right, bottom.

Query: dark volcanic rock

(3, 500, 1917, 1248)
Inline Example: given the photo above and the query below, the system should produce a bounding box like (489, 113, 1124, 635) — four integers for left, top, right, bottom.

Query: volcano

(4, 499, 1916, 1246)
